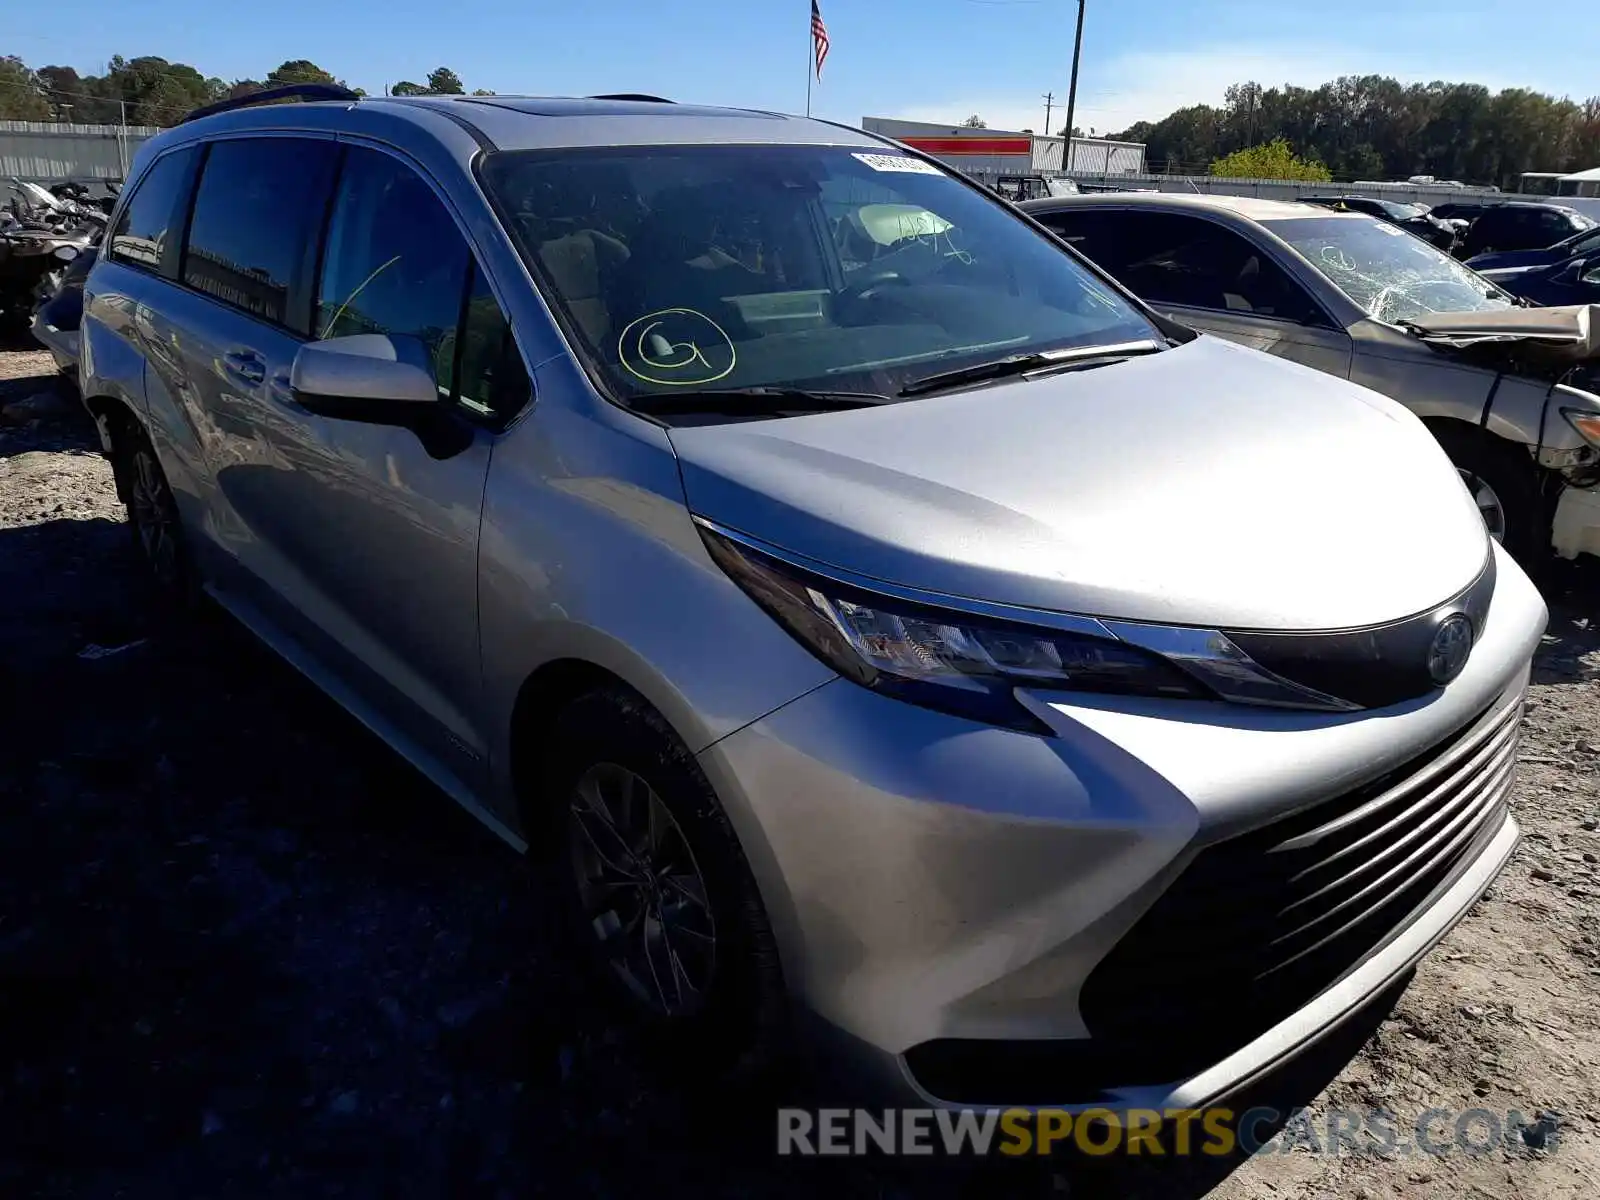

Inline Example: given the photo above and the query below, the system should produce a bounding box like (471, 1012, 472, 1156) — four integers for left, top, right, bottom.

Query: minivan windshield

(1264, 214, 1516, 324)
(481, 145, 1156, 405)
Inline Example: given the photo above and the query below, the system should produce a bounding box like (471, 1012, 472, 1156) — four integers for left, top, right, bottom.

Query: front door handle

(223, 350, 265, 385)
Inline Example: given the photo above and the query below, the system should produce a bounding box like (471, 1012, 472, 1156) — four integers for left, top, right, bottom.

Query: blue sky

(10, 0, 1595, 135)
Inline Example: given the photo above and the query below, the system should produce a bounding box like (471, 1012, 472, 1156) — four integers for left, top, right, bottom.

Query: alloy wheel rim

(129, 449, 180, 584)
(566, 762, 716, 1017)
(1458, 468, 1507, 544)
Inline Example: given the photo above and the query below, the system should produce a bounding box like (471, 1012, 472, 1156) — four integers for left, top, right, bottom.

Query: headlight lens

(700, 526, 1207, 731)
(1562, 406, 1600, 451)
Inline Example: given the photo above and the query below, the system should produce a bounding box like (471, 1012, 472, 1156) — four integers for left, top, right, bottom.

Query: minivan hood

(670, 336, 1489, 631)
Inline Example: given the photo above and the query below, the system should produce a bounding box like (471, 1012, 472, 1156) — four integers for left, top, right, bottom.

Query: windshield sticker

(617, 308, 736, 387)
(851, 153, 945, 176)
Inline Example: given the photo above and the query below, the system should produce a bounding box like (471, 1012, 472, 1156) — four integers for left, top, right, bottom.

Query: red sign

(899, 136, 1033, 156)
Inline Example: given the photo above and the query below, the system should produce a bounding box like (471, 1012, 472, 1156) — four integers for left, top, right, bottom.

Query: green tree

(35, 65, 83, 119)
(471, 88, 496, 96)
(266, 60, 343, 88)
(426, 67, 464, 95)
(0, 56, 52, 120)
(1210, 137, 1332, 181)
(391, 80, 428, 96)
(961, 114, 986, 128)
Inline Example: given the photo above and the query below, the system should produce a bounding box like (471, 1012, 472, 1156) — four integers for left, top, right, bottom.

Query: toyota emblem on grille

(1428, 613, 1474, 685)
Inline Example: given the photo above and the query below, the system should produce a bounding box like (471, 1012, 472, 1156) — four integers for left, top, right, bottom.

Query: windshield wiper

(630, 387, 893, 416)
(897, 339, 1164, 398)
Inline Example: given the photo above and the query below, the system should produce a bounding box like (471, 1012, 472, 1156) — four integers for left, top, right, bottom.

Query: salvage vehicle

(1298, 195, 1458, 250)
(1, 178, 102, 328)
(1457, 202, 1595, 261)
(81, 85, 1544, 1110)
(1467, 223, 1600, 273)
(1022, 193, 1600, 565)
(30, 243, 97, 377)
(1474, 251, 1600, 309)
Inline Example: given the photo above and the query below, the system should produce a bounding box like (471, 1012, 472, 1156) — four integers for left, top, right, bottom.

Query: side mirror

(1553, 257, 1590, 284)
(53, 244, 79, 262)
(291, 333, 471, 459)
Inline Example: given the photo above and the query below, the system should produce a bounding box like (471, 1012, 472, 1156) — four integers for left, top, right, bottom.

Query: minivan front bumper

(696, 543, 1545, 1108)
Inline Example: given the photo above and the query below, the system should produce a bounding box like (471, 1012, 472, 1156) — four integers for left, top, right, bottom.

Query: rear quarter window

(107, 147, 197, 273)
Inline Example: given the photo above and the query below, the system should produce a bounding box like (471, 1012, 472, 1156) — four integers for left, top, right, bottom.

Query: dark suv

(1458, 202, 1595, 260)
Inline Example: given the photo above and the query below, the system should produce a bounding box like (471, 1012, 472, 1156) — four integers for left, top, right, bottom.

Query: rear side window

(108, 148, 195, 271)
(183, 138, 338, 326)
(316, 146, 470, 394)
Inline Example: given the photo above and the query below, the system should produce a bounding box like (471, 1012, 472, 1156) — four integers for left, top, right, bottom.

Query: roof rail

(588, 93, 674, 104)
(181, 83, 361, 125)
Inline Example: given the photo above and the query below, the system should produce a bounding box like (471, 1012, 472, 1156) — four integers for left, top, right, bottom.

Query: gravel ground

(1, 343, 1597, 1199)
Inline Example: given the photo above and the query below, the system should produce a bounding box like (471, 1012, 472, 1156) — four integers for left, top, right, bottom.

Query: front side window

(317, 146, 526, 424)
(481, 145, 1155, 407)
(108, 147, 195, 271)
(183, 138, 337, 325)
(454, 264, 530, 422)
(1265, 214, 1515, 324)
(316, 146, 471, 395)
(1061, 211, 1322, 324)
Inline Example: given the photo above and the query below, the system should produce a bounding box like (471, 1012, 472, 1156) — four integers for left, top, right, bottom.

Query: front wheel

(543, 686, 785, 1081)
(1431, 423, 1547, 566)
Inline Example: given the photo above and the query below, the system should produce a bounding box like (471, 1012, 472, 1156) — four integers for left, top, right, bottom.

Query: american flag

(811, 0, 831, 80)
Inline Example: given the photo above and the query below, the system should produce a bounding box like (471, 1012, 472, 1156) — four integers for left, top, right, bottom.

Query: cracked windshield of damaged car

(1263, 214, 1517, 324)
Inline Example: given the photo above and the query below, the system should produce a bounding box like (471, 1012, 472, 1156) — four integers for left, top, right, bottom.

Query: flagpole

(806, 10, 813, 118)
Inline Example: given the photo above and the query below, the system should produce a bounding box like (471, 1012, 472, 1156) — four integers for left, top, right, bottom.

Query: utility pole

(1041, 91, 1055, 138)
(116, 99, 128, 178)
(1062, 0, 1085, 175)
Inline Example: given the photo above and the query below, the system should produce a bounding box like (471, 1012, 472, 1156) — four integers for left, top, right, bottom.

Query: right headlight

(698, 523, 1356, 732)
(1561, 405, 1600, 451)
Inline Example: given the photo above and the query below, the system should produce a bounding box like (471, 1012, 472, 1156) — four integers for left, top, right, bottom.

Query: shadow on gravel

(0, 397, 1564, 1200)
(1529, 556, 1600, 686)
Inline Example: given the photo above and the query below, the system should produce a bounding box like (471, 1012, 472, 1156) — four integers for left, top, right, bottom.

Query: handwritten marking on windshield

(617, 308, 737, 387)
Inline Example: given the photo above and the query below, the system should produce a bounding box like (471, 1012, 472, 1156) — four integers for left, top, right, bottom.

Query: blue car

(1476, 251, 1600, 306)
(1467, 223, 1600, 272)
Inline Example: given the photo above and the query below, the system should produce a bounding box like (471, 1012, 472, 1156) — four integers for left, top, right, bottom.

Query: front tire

(542, 686, 785, 1081)
(1430, 423, 1547, 567)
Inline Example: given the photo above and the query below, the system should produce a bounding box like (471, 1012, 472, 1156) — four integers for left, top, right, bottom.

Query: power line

(0, 74, 195, 120)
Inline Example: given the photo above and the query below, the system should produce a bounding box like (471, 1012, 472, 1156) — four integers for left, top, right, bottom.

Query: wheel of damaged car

(543, 686, 785, 1081)
(1431, 423, 1547, 567)
(117, 420, 199, 607)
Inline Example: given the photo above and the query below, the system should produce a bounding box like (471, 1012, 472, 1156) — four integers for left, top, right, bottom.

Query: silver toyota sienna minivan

(80, 87, 1546, 1111)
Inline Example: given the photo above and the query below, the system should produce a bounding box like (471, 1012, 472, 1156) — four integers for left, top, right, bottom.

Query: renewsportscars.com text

(777, 1106, 1558, 1158)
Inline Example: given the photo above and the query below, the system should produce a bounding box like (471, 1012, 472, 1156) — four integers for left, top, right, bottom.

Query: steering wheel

(837, 270, 910, 305)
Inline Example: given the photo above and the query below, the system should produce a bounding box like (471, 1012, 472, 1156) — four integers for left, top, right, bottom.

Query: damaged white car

(1022, 193, 1600, 566)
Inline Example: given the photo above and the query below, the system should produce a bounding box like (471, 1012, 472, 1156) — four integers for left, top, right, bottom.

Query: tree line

(1110, 76, 1600, 187)
(0, 54, 494, 126)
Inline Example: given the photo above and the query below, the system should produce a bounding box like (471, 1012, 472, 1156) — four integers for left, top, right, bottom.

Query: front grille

(1078, 691, 1523, 1082)
(905, 689, 1523, 1105)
